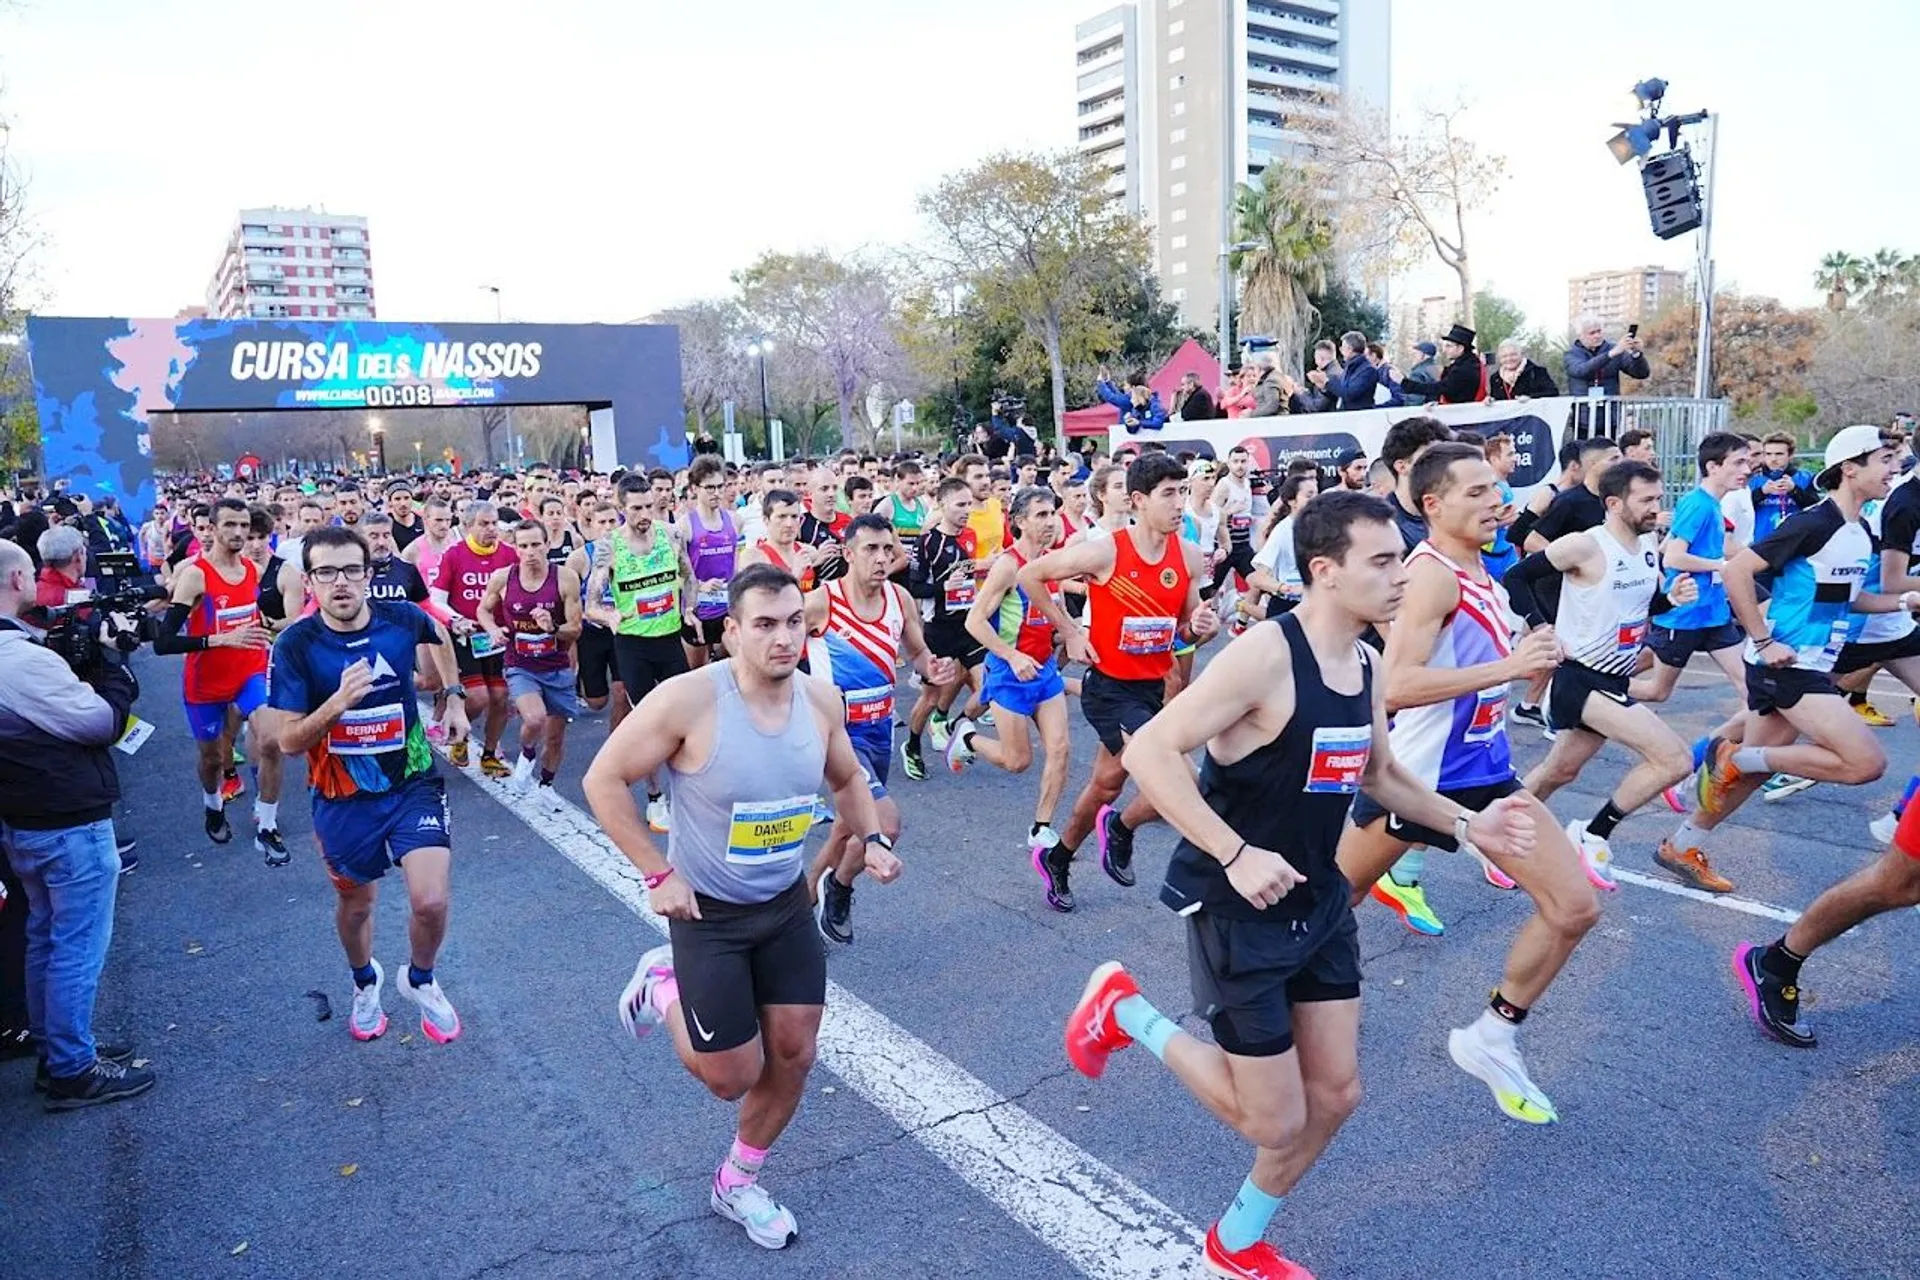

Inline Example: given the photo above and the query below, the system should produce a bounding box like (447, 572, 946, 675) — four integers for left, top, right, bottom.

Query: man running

(1017, 453, 1220, 911)
(807, 515, 951, 944)
(152, 497, 286, 862)
(1512, 435, 1621, 730)
(267, 526, 469, 1044)
(1065, 490, 1535, 1279)
(1505, 460, 1700, 888)
(480, 520, 584, 803)
(956, 486, 1073, 863)
(1335, 442, 1597, 1124)
(1673, 426, 1905, 877)
(738, 488, 818, 592)
(680, 455, 737, 669)
(583, 563, 900, 1251)
(431, 501, 517, 777)
(587, 474, 696, 834)
(568, 500, 629, 728)
(901, 477, 984, 780)
(1205, 444, 1259, 606)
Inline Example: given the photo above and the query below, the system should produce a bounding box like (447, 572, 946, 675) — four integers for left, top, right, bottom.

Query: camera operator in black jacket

(0, 539, 155, 1110)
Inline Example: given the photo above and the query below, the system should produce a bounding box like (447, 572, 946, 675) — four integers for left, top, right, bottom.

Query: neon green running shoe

(1369, 876, 1444, 936)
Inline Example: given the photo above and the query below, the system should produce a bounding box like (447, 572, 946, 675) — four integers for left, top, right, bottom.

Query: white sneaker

(1564, 819, 1618, 892)
(646, 795, 671, 833)
(349, 958, 387, 1042)
(397, 966, 462, 1045)
(536, 780, 565, 811)
(618, 943, 675, 1040)
(710, 1179, 798, 1250)
(928, 713, 951, 752)
(1870, 811, 1900, 846)
(1028, 824, 1062, 856)
(509, 751, 538, 794)
(1448, 1023, 1557, 1125)
(945, 716, 976, 773)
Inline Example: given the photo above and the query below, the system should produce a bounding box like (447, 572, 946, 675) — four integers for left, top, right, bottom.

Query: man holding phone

(1565, 315, 1651, 398)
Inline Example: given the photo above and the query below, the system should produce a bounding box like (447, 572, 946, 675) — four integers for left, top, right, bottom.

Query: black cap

(1337, 448, 1367, 467)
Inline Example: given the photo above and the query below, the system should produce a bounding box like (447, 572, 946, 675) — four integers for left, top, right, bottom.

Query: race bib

(1464, 687, 1507, 744)
(1229, 514, 1252, 533)
(634, 587, 675, 619)
(1615, 618, 1649, 654)
(214, 603, 259, 633)
(1305, 725, 1371, 794)
(514, 631, 558, 658)
(467, 629, 501, 658)
(1118, 615, 1176, 655)
(845, 685, 895, 726)
(114, 716, 154, 756)
(944, 577, 975, 611)
(329, 702, 406, 755)
(697, 585, 729, 611)
(725, 795, 815, 866)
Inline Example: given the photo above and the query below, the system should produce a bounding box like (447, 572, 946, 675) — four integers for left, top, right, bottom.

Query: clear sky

(3, 0, 1912, 338)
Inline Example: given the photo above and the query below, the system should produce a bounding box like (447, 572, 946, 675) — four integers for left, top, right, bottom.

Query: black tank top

(259, 556, 287, 622)
(1160, 612, 1374, 923)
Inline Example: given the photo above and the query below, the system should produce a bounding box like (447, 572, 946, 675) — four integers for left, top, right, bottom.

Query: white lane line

(1610, 868, 1800, 924)
(444, 759, 1209, 1280)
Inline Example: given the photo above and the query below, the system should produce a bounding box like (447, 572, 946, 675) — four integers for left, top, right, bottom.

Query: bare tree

(735, 250, 904, 451)
(648, 299, 747, 434)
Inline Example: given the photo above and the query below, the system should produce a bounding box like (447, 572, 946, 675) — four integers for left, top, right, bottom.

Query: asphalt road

(3, 650, 1918, 1280)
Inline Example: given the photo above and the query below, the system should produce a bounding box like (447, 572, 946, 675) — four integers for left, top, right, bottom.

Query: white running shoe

(509, 751, 538, 794)
(710, 1179, 798, 1250)
(618, 943, 675, 1040)
(1028, 824, 1062, 857)
(1871, 811, 1900, 846)
(397, 966, 462, 1045)
(945, 716, 976, 773)
(349, 958, 388, 1042)
(928, 712, 951, 752)
(646, 795, 671, 834)
(1448, 1023, 1557, 1125)
(1564, 820, 1618, 892)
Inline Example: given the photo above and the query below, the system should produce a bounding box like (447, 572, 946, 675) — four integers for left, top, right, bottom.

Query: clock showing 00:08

(362, 383, 436, 408)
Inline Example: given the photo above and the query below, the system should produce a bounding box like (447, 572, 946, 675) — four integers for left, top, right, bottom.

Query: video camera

(40, 552, 164, 674)
(992, 391, 1026, 416)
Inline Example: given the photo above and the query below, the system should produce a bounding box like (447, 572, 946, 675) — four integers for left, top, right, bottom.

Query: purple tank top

(502, 564, 568, 672)
(688, 506, 737, 619)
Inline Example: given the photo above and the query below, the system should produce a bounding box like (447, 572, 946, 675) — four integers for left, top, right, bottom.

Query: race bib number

(514, 631, 558, 658)
(214, 603, 259, 633)
(725, 795, 815, 866)
(697, 585, 729, 611)
(845, 685, 894, 726)
(944, 577, 975, 611)
(1464, 687, 1507, 744)
(1118, 615, 1176, 655)
(1305, 725, 1371, 794)
(634, 587, 675, 619)
(1615, 618, 1649, 654)
(329, 702, 406, 755)
(114, 716, 154, 756)
(467, 629, 501, 658)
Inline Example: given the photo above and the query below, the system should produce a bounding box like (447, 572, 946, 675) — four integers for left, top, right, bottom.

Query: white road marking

(1610, 868, 1800, 924)
(447, 764, 1209, 1279)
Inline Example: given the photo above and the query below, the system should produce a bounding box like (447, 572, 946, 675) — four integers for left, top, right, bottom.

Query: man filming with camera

(0, 539, 155, 1110)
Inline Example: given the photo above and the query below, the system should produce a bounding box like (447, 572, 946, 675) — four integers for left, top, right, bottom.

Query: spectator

(1218, 366, 1256, 419)
(1748, 431, 1820, 540)
(1564, 313, 1650, 396)
(0, 539, 154, 1109)
(1395, 324, 1485, 404)
(1318, 331, 1385, 411)
(30, 525, 90, 626)
(987, 399, 1039, 458)
(9, 502, 50, 571)
(1365, 342, 1406, 406)
(1486, 339, 1559, 401)
(1293, 340, 1339, 413)
(1400, 341, 1440, 404)
(1094, 366, 1167, 433)
(1245, 355, 1289, 418)
(1170, 371, 1216, 422)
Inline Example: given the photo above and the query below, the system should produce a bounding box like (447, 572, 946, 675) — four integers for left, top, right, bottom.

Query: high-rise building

(206, 207, 376, 322)
(1074, 0, 1390, 331)
(1566, 266, 1685, 334)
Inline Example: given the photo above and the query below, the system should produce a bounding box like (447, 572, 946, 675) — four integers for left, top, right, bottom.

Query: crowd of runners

(85, 419, 1920, 1276)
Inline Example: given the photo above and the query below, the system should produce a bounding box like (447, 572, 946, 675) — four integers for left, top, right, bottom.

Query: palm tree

(1230, 163, 1334, 370)
(1815, 251, 1867, 312)
(1866, 247, 1910, 305)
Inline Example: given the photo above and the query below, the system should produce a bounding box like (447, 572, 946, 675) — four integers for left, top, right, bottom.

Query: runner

(1016, 453, 1219, 912)
(1670, 426, 1904, 880)
(266, 526, 469, 1045)
(881, 459, 930, 546)
(1334, 442, 1597, 1124)
(1205, 445, 1260, 606)
(1859, 469, 1920, 843)
(584, 563, 900, 1251)
(430, 501, 518, 778)
(1505, 460, 1701, 889)
(384, 480, 424, 551)
(1512, 435, 1622, 730)
(679, 455, 737, 669)
(568, 500, 629, 728)
(1065, 490, 1535, 1279)
(401, 497, 461, 743)
(151, 497, 286, 863)
(901, 477, 983, 781)
(738, 488, 818, 592)
(806, 515, 952, 945)
(538, 495, 578, 569)
(958, 452, 1007, 568)
(480, 519, 584, 803)
(956, 487, 1073, 863)
(1170, 460, 1225, 697)
(586, 473, 697, 834)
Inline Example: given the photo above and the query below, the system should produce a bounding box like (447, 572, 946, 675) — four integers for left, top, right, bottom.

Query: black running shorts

(576, 623, 619, 701)
(924, 618, 986, 668)
(1647, 621, 1742, 669)
(1744, 663, 1837, 716)
(1834, 627, 1920, 675)
(613, 633, 690, 705)
(1081, 668, 1165, 756)
(667, 878, 826, 1054)
(1546, 661, 1634, 735)
(1187, 903, 1361, 1058)
(1349, 777, 1524, 852)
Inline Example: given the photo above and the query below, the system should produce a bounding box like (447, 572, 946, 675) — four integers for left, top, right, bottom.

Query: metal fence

(1563, 395, 1731, 508)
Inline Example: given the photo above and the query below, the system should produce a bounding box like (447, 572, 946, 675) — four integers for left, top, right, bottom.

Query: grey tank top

(667, 661, 826, 904)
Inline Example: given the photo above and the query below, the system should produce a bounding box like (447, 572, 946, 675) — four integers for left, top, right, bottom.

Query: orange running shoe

(1655, 839, 1735, 894)
(219, 769, 245, 802)
(1693, 736, 1743, 817)
(1064, 961, 1139, 1080)
(1203, 1224, 1316, 1279)
(479, 752, 512, 780)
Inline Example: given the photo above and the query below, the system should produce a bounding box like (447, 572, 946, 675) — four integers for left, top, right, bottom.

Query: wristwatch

(1453, 812, 1472, 850)
(865, 832, 894, 851)
(445, 686, 468, 699)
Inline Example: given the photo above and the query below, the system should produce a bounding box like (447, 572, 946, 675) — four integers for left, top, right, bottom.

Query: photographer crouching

(0, 539, 156, 1110)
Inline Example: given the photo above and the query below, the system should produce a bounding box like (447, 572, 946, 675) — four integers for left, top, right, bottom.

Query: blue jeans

(2, 819, 120, 1077)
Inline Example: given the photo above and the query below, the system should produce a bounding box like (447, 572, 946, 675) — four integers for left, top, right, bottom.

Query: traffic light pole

(1691, 112, 1718, 402)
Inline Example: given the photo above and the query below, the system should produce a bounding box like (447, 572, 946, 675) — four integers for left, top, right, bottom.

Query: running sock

(906, 730, 923, 755)
(203, 790, 222, 812)
(1113, 994, 1178, 1062)
(1731, 746, 1770, 774)
(715, 1136, 768, 1194)
(1216, 1176, 1284, 1253)
(521, 745, 537, 761)
(254, 799, 278, 831)
(539, 769, 556, 786)
(647, 973, 680, 1020)
(1761, 938, 1806, 984)
(1031, 822, 1047, 841)
(408, 964, 434, 990)
(352, 963, 378, 990)
(1587, 800, 1627, 840)
(1488, 990, 1529, 1027)
(1387, 850, 1426, 888)
(1672, 817, 1711, 849)
(1848, 690, 1868, 707)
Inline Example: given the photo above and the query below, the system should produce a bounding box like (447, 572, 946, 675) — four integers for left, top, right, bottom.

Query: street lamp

(481, 284, 519, 467)
(1217, 242, 1261, 375)
(366, 416, 385, 476)
(746, 339, 774, 444)
(580, 424, 591, 471)
(413, 440, 423, 471)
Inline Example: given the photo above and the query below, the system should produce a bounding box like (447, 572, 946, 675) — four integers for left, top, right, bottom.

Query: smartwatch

(1452, 812, 1472, 850)
(865, 833, 894, 851)
(445, 686, 468, 699)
